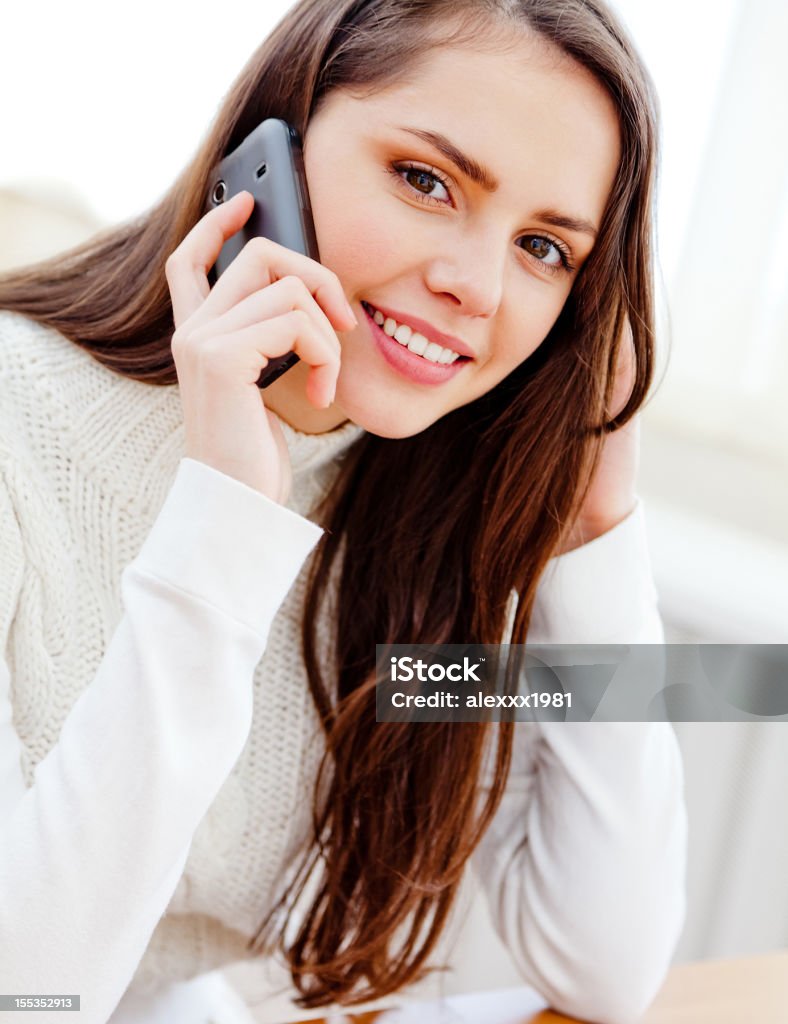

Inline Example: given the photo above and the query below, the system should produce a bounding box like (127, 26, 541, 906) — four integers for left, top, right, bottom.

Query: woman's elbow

(537, 891, 687, 1024)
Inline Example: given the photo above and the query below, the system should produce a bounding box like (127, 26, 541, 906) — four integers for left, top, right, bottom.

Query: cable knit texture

(0, 310, 364, 992)
(1, 309, 688, 1024)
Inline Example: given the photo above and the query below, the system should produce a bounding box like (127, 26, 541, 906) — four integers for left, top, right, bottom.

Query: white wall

(0, 1, 296, 223)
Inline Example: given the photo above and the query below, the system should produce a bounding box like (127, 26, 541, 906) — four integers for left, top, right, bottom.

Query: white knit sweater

(0, 310, 687, 1024)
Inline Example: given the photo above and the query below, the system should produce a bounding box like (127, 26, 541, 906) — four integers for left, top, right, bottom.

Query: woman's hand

(164, 190, 356, 505)
(557, 326, 640, 554)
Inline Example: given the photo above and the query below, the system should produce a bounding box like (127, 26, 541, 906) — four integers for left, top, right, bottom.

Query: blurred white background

(1, 0, 786, 1019)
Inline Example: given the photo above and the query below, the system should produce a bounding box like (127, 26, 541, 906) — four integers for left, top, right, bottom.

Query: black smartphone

(205, 118, 320, 388)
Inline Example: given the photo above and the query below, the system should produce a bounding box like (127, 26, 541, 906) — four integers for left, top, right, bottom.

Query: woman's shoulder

(0, 311, 66, 458)
(0, 307, 72, 363)
(0, 310, 90, 435)
(0, 310, 189, 554)
(0, 309, 179, 467)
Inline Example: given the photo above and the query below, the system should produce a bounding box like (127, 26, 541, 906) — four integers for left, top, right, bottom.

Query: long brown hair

(0, 0, 660, 1009)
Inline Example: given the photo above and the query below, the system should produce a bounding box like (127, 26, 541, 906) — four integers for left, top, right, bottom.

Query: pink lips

(365, 302, 476, 360)
(362, 304, 471, 386)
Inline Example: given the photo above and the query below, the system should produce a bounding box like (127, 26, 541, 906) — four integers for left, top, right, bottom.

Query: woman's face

(263, 34, 621, 435)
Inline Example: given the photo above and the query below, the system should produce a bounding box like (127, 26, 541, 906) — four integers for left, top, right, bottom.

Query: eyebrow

(391, 124, 600, 240)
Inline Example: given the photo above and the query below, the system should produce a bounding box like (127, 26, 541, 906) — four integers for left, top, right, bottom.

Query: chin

(350, 409, 433, 439)
(337, 382, 441, 439)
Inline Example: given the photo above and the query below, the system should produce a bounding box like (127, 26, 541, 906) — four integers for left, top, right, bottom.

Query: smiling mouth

(360, 301, 472, 364)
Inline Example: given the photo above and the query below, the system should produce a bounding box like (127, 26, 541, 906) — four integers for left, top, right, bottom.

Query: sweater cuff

(529, 498, 663, 645)
(133, 457, 324, 636)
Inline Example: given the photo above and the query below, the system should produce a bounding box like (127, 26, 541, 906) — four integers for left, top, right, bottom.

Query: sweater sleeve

(471, 499, 688, 1024)
(0, 457, 323, 1023)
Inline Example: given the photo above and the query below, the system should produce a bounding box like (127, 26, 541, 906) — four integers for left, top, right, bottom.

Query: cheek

(497, 299, 566, 368)
(309, 184, 410, 284)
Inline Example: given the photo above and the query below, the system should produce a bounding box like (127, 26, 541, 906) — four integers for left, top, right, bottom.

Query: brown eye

(518, 234, 573, 274)
(405, 168, 437, 194)
(390, 163, 452, 205)
(523, 236, 560, 264)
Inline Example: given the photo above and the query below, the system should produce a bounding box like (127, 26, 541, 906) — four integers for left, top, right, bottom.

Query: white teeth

(366, 304, 465, 365)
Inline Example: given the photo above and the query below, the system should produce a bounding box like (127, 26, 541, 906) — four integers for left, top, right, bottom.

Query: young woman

(0, 1, 687, 1022)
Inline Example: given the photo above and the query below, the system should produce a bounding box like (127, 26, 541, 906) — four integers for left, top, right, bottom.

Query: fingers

(165, 191, 255, 328)
(188, 233, 356, 336)
(199, 311, 340, 406)
(188, 276, 341, 360)
(164, 192, 355, 413)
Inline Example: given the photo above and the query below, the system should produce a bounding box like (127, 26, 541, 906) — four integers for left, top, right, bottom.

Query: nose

(422, 224, 506, 318)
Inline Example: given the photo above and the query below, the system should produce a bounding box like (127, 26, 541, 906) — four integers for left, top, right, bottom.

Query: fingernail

(344, 299, 358, 325)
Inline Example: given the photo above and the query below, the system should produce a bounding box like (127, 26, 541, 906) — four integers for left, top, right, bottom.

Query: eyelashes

(387, 161, 577, 276)
(389, 163, 454, 206)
